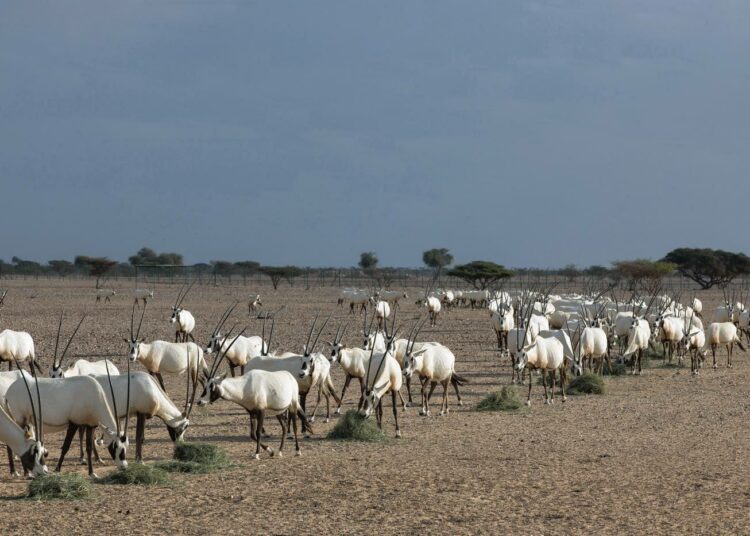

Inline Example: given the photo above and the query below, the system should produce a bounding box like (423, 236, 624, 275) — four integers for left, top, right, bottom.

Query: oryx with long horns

(170, 282, 196, 342)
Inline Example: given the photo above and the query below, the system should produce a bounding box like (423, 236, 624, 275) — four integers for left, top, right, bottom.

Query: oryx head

(102, 357, 131, 469)
(124, 301, 147, 362)
(360, 306, 400, 418)
(205, 302, 239, 354)
(49, 311, 86, 379)
(301, 313, 331, 378)
(170, 282, 194, 325)
(14, 354, 49, 477)
(400, 315, 427, 378)
(514, 343, 534, 371)
(327, 322, 348, 363)
(198, 328, 246, 406)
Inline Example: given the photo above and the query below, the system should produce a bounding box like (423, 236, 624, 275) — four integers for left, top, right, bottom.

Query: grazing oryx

(402, 321, 467, 416)
(308, 352, 341, 423)
(7, 364, 129, 477)
(359, 314, 403, 438)
(340, 289, 370, 313)
(170, 282, 196, 342)
(94, 288, 116, 303)
(328, 323, 374, 413)
(198, 332, 312, 459)
(125, 303, 206, 391)
(0, 364, 48, 477)
(248, 294, 262, 314)
(362, 309, 386, 352)
(0, 328, 41, 373)
(133, 288, 154, 306)
(706, 322, 745, 369)
(94, 370, 191, 462)
(205, 303, 268, 377)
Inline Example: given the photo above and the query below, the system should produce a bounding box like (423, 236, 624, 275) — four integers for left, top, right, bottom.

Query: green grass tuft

(26, 473, 92, 500)
(98, 464, 170, 486)
(173, 442, 231, 468)
(568, 373, 606, 395)
(327, 411, 386, 442)
(476, 386, 523, 411)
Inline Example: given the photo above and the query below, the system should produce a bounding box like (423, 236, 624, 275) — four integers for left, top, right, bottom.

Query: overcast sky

(2, 1, 749, 268)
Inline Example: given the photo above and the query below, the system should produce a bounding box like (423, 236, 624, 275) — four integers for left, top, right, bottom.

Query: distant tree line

(3, 245, 749, 290)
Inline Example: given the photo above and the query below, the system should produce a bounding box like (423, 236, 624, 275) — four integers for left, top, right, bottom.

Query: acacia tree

(422, 248, 454, 282)
(128, 247, 183, 266)
(260, 266, 303, 289)
(559, 264, 580, 282)
(447, 261, 513, 289)
(234, 261, 260, 283)
(662, 248, 750, 289)
(358, 252, 378, 271)
(612, 259, 675, 292)
(74, 256, 117, 288)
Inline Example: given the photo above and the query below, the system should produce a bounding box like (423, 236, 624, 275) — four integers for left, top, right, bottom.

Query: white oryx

(197, 334, 312, 459)
(514, 334, 567, 406)
(706, 322, 744, 369)
(170, 282, 196, 342)
(0, 366, 48, 477)
(0, 328, 40, 373)
(359, 316, 403, 438)
(125, 303, 206, 391)
(47, 312, 115, 380)
(93, 370, 191, 462)
(376, 289, 408, 305)
(424, 296, 442, 327)
(490, 305, 515, 351)
(133, 288, 154, 306)
(401, 321, 466, 417)
(339, 288, 370, 313)
(94, 288, 116, 303)
(374, 299, 391, 329)
(205, 303, 269, 376)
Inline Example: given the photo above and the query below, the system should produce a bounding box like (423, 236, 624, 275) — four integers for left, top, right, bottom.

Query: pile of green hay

(98, 464, 169, 486)
(155, 442, 232, 473)
(327, 411, 386, 442)
(476, 386, 523, 411)
(27, 473, 92, 500)
(568, 373, 606, 395)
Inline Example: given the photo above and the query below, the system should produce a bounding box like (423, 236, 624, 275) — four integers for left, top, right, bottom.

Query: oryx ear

(412, 348, 428, 358)
(218, 373, 227, 381)
(24, 429, 33, 439)
(373, 382, 388, 392)
(122, 338, 129, 343)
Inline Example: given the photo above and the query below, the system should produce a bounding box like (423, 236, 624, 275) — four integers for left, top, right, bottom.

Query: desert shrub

(26, 473, 92, 500)
(155, 460, 214, 474)
(568, 373, 606, 395)
(98, 464, 169, 486)
(327, 411, 386, 442)
(603, 362, 628, 376)
(173, 442, 231, 467)
(476, 386, 523, 411)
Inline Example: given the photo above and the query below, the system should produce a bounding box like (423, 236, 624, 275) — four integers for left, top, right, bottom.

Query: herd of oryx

(0, 280, 745, 482)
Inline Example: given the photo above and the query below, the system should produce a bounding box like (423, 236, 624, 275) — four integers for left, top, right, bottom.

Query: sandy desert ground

(0, 279, 747, 535)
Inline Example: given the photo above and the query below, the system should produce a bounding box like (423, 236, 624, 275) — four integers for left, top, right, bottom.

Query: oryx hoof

(544, 399, 550, 405)
(90, 473, 99, 480)
(252, 454, 260, 460)
(334, 408, 342, 415)
(78, 458, 86, 465)
(308, 416, 315, 423)
(11, 471, 20, 478)
(395, 430, 402, 438)
(561, 396, 567, 403)
(268, 448, 275, 457)
(304, 433, 310, 439)
(276, 451, 283, 459)
(324, 418, 330, 423)
(549, 399, 554, 405)
(525, 400, 531, 407)
(295, 450, 301, 457)
(713, 364, 718, 369)
(457, 400, 463, 406)
(95, 439, 104, 447)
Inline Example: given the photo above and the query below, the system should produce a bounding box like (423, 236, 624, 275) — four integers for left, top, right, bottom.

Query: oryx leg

(6, 445, 17, 476)
(550, 370, 556, 403)
(391, 389, 401, 438)
(727, 343, 733, 368)
(541, 370, 550, 404)
(356, 377, 365, 411)
(136, 413, 146, 462)
(252, 410, 271, 459)
(376, 399, 383, 429)
(526, 369, 533, 406)
(85, 426, 96, 477)
(78, 427, 86, 464)
(275, 414, 286, 456)
(712, 344, 717, 369)
(229, 363, 236, 378)
(440, 379, 449, 415)
(424, 381, 437, 416)
(291, 410, 301, 456)
(56, 423, 78, 472)
(336, 374, 353, 414)
(155, 372, 166, 391)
